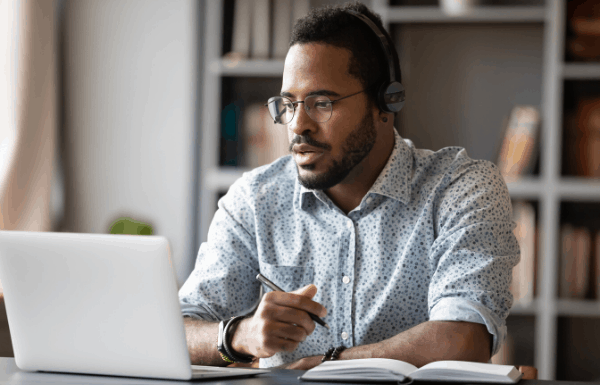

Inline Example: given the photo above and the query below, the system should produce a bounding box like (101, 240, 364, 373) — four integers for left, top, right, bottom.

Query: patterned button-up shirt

(179, 129, 520, 368)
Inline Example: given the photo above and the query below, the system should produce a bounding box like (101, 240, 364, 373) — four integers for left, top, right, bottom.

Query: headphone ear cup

(378, 81, 405, 113)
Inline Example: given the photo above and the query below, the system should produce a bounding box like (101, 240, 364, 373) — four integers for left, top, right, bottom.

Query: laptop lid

(0, 231, 194, 380)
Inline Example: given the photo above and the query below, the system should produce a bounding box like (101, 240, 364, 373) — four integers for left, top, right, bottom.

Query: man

(179, 1, 519, 370)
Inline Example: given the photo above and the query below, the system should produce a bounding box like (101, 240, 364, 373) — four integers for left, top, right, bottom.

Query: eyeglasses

(265, 89, 367, 125)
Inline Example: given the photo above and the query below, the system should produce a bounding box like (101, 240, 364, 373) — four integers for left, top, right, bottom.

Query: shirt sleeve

(427, 157, 520, 356)
(178, 173, 262, 321)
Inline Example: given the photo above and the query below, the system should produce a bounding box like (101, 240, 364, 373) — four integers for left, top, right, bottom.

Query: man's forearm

(183, 317, 227, 366)
(338, 321, 492, 367)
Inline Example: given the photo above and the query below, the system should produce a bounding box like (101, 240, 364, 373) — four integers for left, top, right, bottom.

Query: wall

(62, 0, 199, 286)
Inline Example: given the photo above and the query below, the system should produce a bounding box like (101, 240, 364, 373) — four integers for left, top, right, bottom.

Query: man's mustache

(289, 135, 332, 152)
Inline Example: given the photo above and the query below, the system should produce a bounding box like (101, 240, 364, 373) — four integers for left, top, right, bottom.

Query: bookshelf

(197, 0, 600, 380)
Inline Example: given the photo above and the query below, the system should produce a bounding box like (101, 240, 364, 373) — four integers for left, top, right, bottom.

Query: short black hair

(289, 1, 401, 111)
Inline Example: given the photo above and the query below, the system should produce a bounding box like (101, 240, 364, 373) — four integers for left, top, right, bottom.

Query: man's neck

(324, 127, 395, 214)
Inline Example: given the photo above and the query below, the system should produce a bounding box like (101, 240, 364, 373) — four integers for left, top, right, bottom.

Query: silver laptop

(0, 231, 268, 380)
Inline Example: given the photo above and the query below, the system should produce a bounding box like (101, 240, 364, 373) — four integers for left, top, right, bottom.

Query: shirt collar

(295, 128, 413, 210)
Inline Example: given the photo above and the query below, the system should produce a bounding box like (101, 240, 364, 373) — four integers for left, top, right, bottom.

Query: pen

(256, 273, 330, 330)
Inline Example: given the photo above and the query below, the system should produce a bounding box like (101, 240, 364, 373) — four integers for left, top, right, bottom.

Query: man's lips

(292, 144, 322, 154)
(293, 144, 325, 166)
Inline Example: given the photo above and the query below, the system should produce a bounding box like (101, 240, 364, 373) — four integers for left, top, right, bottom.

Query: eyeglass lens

(267, 95, 333, 125)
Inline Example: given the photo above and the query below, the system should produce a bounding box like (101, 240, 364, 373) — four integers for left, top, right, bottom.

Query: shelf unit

(198, 0, 600, 380)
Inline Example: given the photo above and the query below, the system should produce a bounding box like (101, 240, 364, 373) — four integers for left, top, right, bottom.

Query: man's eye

(314, 102, 330, 109)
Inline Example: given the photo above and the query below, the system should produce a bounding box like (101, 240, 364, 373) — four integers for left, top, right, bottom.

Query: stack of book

(226, 0, 310, 60)
(564, 97, 600, 178)
(559, 225, 600, 299)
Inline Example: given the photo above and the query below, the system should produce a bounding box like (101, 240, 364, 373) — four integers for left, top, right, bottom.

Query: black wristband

(321, 347, 335, 362)
(330, 345, 346, 360)
(222, 316, 255, 364)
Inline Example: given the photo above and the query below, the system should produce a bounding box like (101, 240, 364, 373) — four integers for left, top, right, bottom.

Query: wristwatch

(217, 316, 255, 364)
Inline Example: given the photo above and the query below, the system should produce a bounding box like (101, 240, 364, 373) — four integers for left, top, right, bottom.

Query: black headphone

(346, 10, 405, 113)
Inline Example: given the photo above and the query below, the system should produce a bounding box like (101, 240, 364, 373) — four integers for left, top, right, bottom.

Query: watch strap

(219, 316, 255, 364)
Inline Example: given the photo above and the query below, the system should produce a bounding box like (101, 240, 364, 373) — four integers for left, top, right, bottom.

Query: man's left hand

(280, 355, 323, 370)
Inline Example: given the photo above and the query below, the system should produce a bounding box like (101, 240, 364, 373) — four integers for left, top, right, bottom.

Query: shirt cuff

(180, 302, 222, 322)
(429, 297, 506, 356)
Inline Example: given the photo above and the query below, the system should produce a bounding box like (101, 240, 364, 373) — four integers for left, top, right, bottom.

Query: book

(510, 201, 536, 304)
(560, 224, 592, 299)
(300, 359, 522, 383)
(229, 0, 253, 59)
(496, 106, 540, 182)
(272, 0, 292, 59)
(251, 0, 270, 59)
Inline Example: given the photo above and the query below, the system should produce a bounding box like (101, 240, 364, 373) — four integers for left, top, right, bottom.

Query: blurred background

(2, 0, 600, 381)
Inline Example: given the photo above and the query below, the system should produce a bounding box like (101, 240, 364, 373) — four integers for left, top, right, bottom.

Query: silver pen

(256, 273, 330, 329)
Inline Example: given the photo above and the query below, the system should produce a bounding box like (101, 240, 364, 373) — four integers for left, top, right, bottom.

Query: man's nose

(289, 102, 317, 136)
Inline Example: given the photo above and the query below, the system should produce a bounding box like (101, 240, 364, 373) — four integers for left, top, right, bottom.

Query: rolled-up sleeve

(428, 159, 520, 355)
(178, 174, 262, 321)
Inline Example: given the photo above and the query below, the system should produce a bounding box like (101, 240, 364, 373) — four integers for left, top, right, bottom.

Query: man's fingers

(265, 291, 327, 318)
(266, 306, 316, 336)
(291, 283, 318, 299)
(272, 322, 308, 343)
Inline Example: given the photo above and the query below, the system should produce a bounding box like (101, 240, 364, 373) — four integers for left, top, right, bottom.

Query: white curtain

(0, 0, 57, 293)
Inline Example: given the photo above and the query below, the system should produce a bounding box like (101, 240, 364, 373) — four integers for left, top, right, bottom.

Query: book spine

(272, 0, 292, 59)
(230, 0, 253, 58)
(251, 0, 270, 59)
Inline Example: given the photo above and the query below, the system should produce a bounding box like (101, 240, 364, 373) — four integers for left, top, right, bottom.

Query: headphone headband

(346, 10, 396, 83)
(345, 10, 405, 113)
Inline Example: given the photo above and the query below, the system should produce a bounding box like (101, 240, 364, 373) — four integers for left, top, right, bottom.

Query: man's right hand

(230, 284, 327, 359)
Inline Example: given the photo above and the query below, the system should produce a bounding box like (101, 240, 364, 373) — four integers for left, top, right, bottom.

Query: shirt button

(366, 197, 373, 204)
(342, 276, 350, 284)
(346, 221, 352, 229)
(341, 332, 349, 340)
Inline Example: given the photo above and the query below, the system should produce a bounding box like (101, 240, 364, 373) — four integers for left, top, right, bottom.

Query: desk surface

(0, 358, 591, 385)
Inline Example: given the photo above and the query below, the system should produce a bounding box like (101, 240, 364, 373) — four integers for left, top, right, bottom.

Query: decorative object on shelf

(439, 0, 480, 16)
(567, 0, 600, 61)
(221, 102, 243, 166)
(496, 106, 540, 183)
(560, 224, 591, 299)
(510, 201, 536, 305)
(109, 217, 153, 235)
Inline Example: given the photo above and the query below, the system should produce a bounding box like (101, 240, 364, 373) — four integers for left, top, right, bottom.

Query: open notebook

(300, 358, 522, 383)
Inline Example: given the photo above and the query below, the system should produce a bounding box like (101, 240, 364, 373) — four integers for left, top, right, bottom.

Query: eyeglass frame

(264, 88, 370, 125)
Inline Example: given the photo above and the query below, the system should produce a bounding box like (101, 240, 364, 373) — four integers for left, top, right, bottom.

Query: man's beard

(291, 110, 377, 190)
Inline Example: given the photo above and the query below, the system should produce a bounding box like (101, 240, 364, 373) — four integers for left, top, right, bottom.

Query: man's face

(281, 43, 377, 190)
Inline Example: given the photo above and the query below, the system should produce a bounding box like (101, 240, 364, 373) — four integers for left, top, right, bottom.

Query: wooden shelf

(511, 300, 538, 316)
(562, 63, 600, 80)
(557, 177, 600, 201)
(384, 6, 545, 23)
(210, 59, 284, 77)
(506, 178, 543, 199)
(557, 299, 600, 317)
